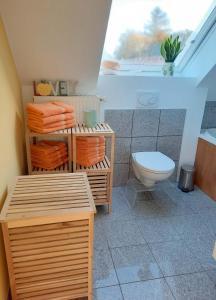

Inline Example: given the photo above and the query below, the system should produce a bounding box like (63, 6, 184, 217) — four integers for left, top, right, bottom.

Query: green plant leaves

(160, 35, 181, 62)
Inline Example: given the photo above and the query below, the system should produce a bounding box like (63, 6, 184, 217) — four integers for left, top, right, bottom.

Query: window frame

(101, 1, 216, 75)
(175, 1, 216, 72)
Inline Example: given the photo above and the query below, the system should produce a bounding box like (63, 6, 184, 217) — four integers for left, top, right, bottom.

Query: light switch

(136, 90, 159, 108)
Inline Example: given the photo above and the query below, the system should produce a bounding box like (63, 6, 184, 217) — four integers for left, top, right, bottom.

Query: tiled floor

(93, 180, 216, 300)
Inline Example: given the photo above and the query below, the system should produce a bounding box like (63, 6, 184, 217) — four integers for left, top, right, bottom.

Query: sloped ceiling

(200, 65, 216, 100)
(0, 0, 112, 93)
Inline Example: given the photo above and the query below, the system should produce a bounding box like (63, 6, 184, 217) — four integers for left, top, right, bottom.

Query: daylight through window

(101, 0, 214, 74)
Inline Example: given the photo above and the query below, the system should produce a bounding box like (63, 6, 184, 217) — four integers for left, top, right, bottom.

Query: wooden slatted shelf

(75, 156, 111, 173)
(32, 163, 69, 174)
(0, 173, 95, 300)
(27, 127, 72, 137)
(72, 123, 114, 136)
(72, 123, 115, 212)
(25, 121, 115, 212)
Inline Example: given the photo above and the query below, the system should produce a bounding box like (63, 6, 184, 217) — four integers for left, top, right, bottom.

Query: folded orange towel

(28, 112, 75, 126)
(52, 101, 75, 112)
(28, 121, 75, 133)
(72, 136, 105, 167)
(32, 157, 68, 170)
(31, 141, 68, 170)
(28, 119, 75, 130)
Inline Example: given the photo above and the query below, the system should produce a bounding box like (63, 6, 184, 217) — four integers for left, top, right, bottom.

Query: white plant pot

(162, 62, 174, 76)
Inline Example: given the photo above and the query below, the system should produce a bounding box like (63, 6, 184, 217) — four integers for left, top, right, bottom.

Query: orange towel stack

(27, 101, 76, 133)
(31, 141, 68, 170)
(73, 136, 105, 167)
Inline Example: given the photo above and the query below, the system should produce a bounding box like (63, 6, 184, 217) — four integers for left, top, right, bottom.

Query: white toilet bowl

(132, 151, 175, 188)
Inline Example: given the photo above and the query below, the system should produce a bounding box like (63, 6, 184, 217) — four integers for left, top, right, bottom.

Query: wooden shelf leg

(68, 134, 72, 172)
(72, 134, 77, 172)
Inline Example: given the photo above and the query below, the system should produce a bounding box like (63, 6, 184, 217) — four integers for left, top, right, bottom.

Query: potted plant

(160, 35, 181, 76)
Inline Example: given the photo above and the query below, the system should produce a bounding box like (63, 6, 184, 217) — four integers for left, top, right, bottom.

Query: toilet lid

(132, 152, 175, 173)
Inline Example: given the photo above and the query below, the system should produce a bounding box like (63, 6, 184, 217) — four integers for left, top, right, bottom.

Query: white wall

(0, 0, 112, 94)
(97, 75, 208, 171)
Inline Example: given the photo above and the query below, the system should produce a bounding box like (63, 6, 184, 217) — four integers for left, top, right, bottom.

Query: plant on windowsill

(160, 35, 181, 76)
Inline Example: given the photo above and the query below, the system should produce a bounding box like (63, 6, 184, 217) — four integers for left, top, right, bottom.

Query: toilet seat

(132, 152, 175, 174)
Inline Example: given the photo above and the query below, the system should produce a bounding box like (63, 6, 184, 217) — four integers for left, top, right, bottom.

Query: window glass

(101, 0, 214, 73)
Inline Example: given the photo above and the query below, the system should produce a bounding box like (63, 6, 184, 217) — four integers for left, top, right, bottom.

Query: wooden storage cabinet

(87, 173, 111, 206)
(25, 122, 115, 211)
(72, 123, 115, 211)
(0, 173, 95, 300)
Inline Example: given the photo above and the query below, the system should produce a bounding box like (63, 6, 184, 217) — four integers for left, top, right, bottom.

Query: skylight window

(101, 0, 215, 74)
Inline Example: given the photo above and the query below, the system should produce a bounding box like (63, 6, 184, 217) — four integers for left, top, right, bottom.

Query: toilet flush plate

(136, 90, 159, 108)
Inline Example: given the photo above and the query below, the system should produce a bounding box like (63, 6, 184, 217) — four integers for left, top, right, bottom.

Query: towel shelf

(26, 128, 72, 174)
(72, 123, 115, 212)
(25, 123, 115, 212)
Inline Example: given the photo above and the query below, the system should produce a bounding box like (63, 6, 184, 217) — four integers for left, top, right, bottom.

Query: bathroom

(1, 1, 216, 300)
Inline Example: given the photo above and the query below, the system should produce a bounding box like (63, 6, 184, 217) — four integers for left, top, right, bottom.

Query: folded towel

(28, 119, 75, 130)
(31, 141, 68, 170)
(72, 136, 105, 167)
(27, 102, 74, 117)
(32, 157, 68, 170)
(28, 121, 75, 133)
(28, 112, 75, 126)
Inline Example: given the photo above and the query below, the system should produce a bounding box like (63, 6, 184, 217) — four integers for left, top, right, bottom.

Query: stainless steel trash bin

(178, 164, 195, 192)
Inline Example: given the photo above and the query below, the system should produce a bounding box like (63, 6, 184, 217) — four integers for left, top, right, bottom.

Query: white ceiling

(0, 0, 112, 93)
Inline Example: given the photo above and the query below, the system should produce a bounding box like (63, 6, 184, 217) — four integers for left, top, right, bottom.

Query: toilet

(132, 151, 175, 188)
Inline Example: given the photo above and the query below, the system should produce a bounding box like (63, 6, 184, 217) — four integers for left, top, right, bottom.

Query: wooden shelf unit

(0, 173, 96, 300)
(72, 123, 115, 212)
(26, 128, 72, 174)
(25, 123, 115, 211)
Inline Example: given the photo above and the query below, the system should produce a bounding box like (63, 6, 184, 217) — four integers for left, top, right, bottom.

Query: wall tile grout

(156, 109, 162, 151)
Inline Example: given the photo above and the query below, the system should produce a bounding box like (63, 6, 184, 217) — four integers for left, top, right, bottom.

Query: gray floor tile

(183, 235, 216, 270)
(166, 272, 216, 300)
(206, 269, 216, 284)
(111, 245, 163, 284)
(168, 214, 214, 239)
(94, 285, 123, 300)
(96, 188, 134, 223)
(121, 279, 174, 300)
(149, 240, 203, 276)
(106, 221, 146, 248)
(151, 190, 195, 217)
(138, 217, 180, 243)
(130, 196, 162, 218)
(94, 218, 109, 250)
(198, 210, 216, 235)
(94, 248, 118, 288)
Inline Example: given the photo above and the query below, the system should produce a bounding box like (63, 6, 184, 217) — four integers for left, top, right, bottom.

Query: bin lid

(181, 164, 195, 172)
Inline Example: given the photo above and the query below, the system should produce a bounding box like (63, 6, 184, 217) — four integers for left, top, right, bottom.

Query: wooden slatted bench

(0, 173, 96, 300)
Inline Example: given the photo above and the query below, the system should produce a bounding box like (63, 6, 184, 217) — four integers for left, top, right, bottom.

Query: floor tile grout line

(156, 109, 161, 151)
(128, 110, 135, 181)
(107, 227, 126, 300)
(93, 183, 216, 297)
(94, 268, 215, 292)
(163, 277, 177, 300)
